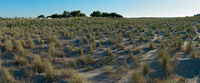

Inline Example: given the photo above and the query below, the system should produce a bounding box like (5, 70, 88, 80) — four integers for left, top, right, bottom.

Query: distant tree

(109, 12, 123, 18)
(37, 15, 45, 18)
(48, 14, 61, 18)
(90, 11, 102, 17)
(80, 13, 86, 17)
(62, 11, 69, 18)
(69, 10, 81, 17)
(102, 12, 110, 17)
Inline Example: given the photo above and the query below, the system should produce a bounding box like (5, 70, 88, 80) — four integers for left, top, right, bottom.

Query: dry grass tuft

(5, 40, 13, 52)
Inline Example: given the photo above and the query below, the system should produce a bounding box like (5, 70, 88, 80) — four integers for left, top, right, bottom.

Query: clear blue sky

(0, 0, 200, 18)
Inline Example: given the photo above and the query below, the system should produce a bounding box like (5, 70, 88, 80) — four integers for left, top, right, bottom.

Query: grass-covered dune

(0, 17, 200, 83)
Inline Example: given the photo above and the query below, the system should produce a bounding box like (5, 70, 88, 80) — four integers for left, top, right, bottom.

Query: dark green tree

(102, 12, 110, 17)
(62, 11, 69, 18)
(37, 15, 45, 18)
(90, 11, 102, 17)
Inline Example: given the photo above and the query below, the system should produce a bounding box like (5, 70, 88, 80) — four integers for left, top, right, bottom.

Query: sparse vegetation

(0, 15, 199, 83)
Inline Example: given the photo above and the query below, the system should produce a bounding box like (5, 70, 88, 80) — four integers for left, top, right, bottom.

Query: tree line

(38, 10, 123, 18)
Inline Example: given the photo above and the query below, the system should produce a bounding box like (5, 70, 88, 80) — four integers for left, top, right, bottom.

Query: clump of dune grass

(47, 35, 59, 43)
(139, 35, 145, 41)
(98, 42, 102, 48)
(75, 47, 83, 55)
(25, 68, 35, 78)
(88, 44, 94, 52)
(15, 40, 24, 52)
(78, 55, 94, 65)
(0, 68, 16, 83)
(79, 39, 83, 45)
(131, 71, 144, 83)
(123, 59, 127, 67)
(149, 42, 156, 50)
(27, 39, 35, 49)
(120, 43, 125, 50)
(14, 54, 28, 66)
(70, 73, 84, 83)
(67, 45, 73, 52)
(176, 37, 183, 50)
(158, 49, 168, 58)
(55, 41, 62, 48)
(106, 48, 113, 56)
(186, 40, 193, 53)
(45, 59, 56, 82)
(60, 68, 76, 78)
(48, 43, 64, 57)
(128, 46, 131, 53)
(40, 40, 44, 45)
(160, 52, 173, 75)
(190, 50, 196, 58)
(33, 55, 45, 72)
(104, 66, 114, 75)
(36, 36, 41, 42)
(0, 59, 1, 68)
(177, 76, 185, 83)
(20, 40, 27, 48)
(136, 47, 142, 53)
(142, 63, 149, 74)
(92, 41, 96, 49)
(5, 40, 13, 52)
(86, 65, 93, 71)
(160, 42, 166, 49)
(69, 58, 77, 68)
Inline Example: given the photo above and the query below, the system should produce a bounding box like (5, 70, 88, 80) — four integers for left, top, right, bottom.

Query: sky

(0, 0, 200, 18)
